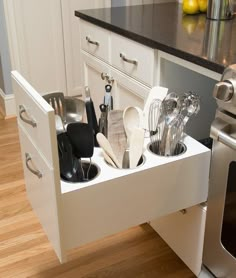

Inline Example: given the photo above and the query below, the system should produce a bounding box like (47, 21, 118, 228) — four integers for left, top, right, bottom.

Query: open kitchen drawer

(12, 71, 211, 263)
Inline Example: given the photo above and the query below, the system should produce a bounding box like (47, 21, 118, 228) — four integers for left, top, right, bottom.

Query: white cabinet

(4, 0, 67, 95)
(79, 18, 216, 275)
(12, 70, 210, 264)
(81, 51, 148, 117)
(150, 204, 207, 277)
(3, 0, 111, 98)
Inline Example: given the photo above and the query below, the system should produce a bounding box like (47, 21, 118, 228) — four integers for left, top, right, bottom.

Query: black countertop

(75, 3, 236, 74)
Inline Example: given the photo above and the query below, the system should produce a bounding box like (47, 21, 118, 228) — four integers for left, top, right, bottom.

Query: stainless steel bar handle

(86, 36, 99, 46)
(218, 130, 236, 150)
(120, 53, 138, 65)
(19, 105, 37, 128)
(25, 153, 42, 179)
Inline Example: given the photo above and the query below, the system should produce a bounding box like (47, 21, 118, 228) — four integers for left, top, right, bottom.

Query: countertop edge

(75, 10, 225, 74)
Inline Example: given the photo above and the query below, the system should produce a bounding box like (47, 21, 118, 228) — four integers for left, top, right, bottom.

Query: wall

(112, 0, 177, 6)
(0, 0, 12, 95)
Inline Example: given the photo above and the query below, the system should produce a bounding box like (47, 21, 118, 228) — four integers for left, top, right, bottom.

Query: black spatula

(67, 123, 94, 180)
(57, 133, 83, 182)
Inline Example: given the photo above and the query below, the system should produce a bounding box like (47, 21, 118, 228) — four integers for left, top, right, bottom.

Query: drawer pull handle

(25, 153, 42, 179)
(86, 36, 99, 46)
(120, 53, 138, 65)
(19, 105, 37, 128)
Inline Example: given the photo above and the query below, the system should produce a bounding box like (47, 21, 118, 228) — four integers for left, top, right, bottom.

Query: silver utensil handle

(218, 130, 236, 150)
(19, 105, 37, 128)
(120, 53, 138, 65)
(86, 36, 99, 46)
(25, 153, 42, 179)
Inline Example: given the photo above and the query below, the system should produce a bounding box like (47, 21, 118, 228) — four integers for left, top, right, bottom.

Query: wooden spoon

(96, 133, 121, 169)
(129, 127, 145, 169)
(103, 150, 117, 168)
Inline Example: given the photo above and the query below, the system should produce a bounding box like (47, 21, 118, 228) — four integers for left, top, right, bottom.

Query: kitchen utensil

(159, 92, 181, 156)
(129, 127, 145, 169)
(43, 92, 66, 123)
(64, 96, 85, 124)
(107, 110, 127, 166)
(148, 99, 162, 154)
(104, 84, 113, 110)
(85, 86, 99, 146)
(67, 122, 94, 180)
(55, 115, 65, 134)
(166, 114, 184, 156)
(96, 132, 121, 169)
(99, 104, 108, 137)
(122, 149, 130, 169)
(57, 132, 82, 182)
(180, 91, 200, 126)
(103, 150, 117, 168)
(143, 86, 168, 130)
(123, 106, 143, 145)
(44, 92, 85, 126)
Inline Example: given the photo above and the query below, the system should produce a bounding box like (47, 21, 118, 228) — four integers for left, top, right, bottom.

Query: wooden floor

(0, 117, 195, 278)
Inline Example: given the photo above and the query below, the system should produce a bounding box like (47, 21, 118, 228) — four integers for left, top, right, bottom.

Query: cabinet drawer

(12, 71, 211, 263)
(150, 204, 207, 276)
(80, 20, 110, 63)
(18, 125, 64, 262)
(12, 71, 56, 166)
(111, 33, 154, 86)
(61, 136, 210, 251)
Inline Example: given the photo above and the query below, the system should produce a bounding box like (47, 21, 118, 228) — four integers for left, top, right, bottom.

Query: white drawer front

(12, 71, 57, 166)
(18, 126, 65, 262)
(81, 20, 110, 63)
(150, 205, 207, 276)
(111, 33, 154, 86)
(61, 137, 210, 251)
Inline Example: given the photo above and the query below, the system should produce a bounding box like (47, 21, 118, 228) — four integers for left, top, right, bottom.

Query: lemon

(198, 0, 207, 13)
(183, 0, 199, 15)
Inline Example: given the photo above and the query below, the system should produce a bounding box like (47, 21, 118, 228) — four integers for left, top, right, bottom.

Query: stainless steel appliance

(203, 64, 236, 277)
(207, 0, 234, 20)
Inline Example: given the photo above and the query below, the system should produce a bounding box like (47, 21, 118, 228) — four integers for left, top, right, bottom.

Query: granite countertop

(75, 2, 236, 74)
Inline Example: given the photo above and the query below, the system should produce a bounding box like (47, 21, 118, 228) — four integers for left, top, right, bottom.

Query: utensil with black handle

(85, 86, 99, 146)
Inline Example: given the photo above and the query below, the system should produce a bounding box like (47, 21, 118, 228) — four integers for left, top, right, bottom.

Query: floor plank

(0, 117, 195, 278)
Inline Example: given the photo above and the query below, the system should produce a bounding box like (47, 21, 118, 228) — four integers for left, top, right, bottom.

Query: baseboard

(0, 89, 16, 118)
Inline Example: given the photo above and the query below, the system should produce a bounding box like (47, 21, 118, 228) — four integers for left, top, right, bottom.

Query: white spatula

(129, 127, 145, 169)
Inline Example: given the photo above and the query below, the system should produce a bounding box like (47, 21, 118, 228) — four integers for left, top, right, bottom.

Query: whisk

(148, 99, 162, 154)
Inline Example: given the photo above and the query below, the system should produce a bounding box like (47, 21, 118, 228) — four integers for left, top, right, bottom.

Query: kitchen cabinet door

(110, 67, 149, 111)
(81, 52, 113, 118)
(4, 0, 66, 95)
(61, 0, 111, 97)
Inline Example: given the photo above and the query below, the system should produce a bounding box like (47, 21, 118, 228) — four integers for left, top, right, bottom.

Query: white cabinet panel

(5, 0, 66, 95)
(61, 0, 111, 96)
(111, 67, 148, 110)
(81, 20, 110, 63)
(18, 124, 65, 263)
(12, 71, 57, 166)
(151, 204, 207, 277)
(81, 51, 113, 118)
(111, 33, 154, 86)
